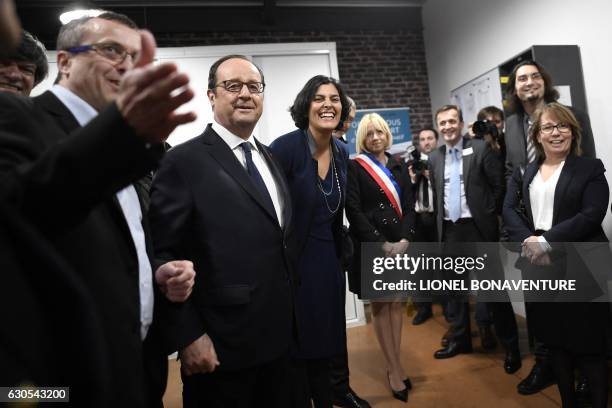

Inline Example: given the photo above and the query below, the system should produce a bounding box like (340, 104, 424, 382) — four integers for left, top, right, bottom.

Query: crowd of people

(1, 3, 609, 408)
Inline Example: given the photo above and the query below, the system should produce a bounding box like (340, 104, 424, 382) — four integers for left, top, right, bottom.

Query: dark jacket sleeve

(345, 160, 385, 243)
(502, 167, 533, 242)
(148, 154, 204, 351)
(399, 163, 416, 240)
(0, 95, 163, 233)
(543, 159, 608, 243)
(482, 144, 505, 214)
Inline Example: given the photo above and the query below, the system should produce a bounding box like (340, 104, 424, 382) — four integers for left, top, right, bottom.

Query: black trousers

(442, 219, 519, 350)
(291, 357, 333, 408)
(181, 354, 291, 408)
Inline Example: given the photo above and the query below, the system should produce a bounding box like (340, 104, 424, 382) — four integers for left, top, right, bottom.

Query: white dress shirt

(50, 85, 154, 340)
(212, 121, 284, 227)
(530, 161, 565, 231)
(443, 138, 472, 220)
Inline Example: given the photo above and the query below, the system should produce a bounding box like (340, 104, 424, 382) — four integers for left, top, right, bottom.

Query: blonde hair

(355, 113, 393, 154)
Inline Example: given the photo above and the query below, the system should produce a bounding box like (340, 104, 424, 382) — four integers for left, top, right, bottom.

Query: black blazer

(269, 128, 348, 261)
(504, 106, 596, 178)
(149, 124, 295, 371)
(503, 154, 609, 244)
(428, 137, 504, 242)
(346, 153, 416, 243)
(0, 91, 165, 407)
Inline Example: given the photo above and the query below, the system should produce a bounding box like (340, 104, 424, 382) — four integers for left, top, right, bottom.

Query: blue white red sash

(354, 153, 403, 219)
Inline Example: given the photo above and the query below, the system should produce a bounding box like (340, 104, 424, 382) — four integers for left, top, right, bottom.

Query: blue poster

(345, 107, 412, 157)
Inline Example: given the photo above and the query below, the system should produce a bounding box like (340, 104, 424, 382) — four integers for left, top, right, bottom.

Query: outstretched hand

(116, 30, 196, 144)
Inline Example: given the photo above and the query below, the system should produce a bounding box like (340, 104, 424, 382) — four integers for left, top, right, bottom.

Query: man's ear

(207, 89, 215, 108)
(56, 51, 72, 81)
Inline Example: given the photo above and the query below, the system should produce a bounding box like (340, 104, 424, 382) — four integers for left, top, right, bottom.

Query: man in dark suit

(0, 12, 196, 407)
(504, 60, 595, 177)
(148, 55, 295, 408)
(428, 105, 520, 372)
(408, 127, 438, 325)
(503, 60, 597, 395)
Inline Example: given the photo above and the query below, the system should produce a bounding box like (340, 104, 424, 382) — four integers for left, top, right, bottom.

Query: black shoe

(387, 372, 408, 403)
(412, 308, 433, 325)
(517, 362, 555, 395)
(504, 349, 522, 374)
(434, 341, 473, 359)
(332, 388, 371, 408)
(479, 325, 497, 350)
(441, 329, 451, 347)
(575, 376, 591, 408)
(403, 377, 412, 390)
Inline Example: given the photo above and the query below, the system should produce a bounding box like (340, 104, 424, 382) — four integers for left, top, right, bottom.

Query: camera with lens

(405, 144, 429, 177)
(472, 119, 499, 140)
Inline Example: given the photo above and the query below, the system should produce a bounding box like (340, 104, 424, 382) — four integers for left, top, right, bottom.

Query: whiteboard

(450, 67, 503, 126)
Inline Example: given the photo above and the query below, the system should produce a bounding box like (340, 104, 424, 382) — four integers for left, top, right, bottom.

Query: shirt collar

(445, 137, 464, 152)
(50, 84, 98, 127)
(211, 121, 259, 152)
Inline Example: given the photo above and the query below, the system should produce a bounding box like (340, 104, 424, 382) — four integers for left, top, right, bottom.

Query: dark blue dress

(295, 167, 345, 359)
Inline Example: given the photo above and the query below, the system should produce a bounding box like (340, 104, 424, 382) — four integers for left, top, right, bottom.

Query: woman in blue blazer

(503, 103, 610, 408)
(270, 75, 350, 408)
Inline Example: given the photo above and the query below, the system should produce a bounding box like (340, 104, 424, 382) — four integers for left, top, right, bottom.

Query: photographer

(407, 128, 438, 325)
(471, 106, 506, 162)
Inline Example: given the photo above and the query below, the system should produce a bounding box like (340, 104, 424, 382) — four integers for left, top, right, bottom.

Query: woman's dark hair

(289, 75, 350, 131)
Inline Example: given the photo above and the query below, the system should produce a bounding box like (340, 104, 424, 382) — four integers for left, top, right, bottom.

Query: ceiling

(17, 0, 425, 47)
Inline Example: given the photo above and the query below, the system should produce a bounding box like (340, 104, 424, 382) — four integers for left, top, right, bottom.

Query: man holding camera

(408, 128, 438, 325)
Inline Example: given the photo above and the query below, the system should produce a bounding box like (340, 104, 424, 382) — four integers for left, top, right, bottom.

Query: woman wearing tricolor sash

(346, 113, 416, 403)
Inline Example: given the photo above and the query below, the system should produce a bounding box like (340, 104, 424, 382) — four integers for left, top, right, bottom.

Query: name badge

(462, 147, 473, 156)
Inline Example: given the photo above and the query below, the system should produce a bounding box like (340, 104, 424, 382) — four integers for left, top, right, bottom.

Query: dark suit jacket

(149, 124, 294, 371)
(503, 154, 608, 244)
(428, 137, 504, 242)
(346, 153, 415, 243)
(0, 90, 165, 407)
(503, 154, 610, 352)
(345, 153, 416, 296)
(0, 200, 110, 406)
(504, 106, 595, 178)
(269, 128, 348, 260)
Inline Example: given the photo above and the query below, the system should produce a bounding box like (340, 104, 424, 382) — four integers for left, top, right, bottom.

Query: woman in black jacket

(345, 113, 416, 402)
(503, 102, 610, 408)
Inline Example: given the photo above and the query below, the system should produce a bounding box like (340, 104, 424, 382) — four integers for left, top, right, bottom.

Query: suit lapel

(36, 91, 139, 258)
(258, 139, 291, 234)
(461, 138, 473, 194)
(35, 91, 81, 135)
(202, 126, 279, 226)
(552, 155, 576, 225)
(523, 162, 538, 226)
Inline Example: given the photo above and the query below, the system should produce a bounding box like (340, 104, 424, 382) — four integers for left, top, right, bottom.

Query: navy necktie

(240, 142, 277, 220)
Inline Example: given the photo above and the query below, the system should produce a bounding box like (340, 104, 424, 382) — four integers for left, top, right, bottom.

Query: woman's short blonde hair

(355, 113, 393, 154)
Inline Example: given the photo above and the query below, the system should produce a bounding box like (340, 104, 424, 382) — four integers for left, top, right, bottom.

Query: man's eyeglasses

(540, 123, 571, 134)
(65, 42, 139, 65)
(215, 80, 265, 94)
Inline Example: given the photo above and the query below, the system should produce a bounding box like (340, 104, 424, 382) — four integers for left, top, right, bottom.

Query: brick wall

(155, 30, 433, 133)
